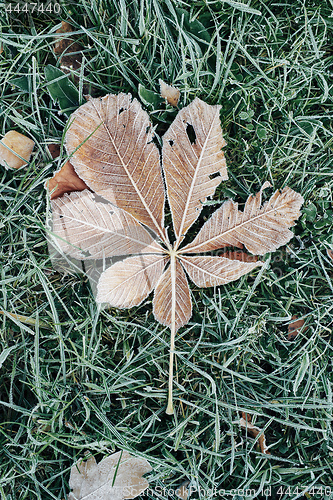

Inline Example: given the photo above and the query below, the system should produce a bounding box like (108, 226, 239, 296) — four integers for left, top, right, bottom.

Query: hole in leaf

(186, 124, 196, 144)
(209, 172, 221, 180)
(169, 140, 174, 147)
(119, 107, 124, 114)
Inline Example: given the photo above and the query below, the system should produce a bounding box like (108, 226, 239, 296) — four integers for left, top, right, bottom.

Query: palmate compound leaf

(68, 451, 152, 500)
(50, 92, 304, 414)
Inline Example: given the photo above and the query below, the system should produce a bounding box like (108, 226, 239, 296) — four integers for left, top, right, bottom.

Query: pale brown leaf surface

(183, 184, 304, 255)
(47, 159, 89, 200)
(153, 258, 192, 332)
(96, 254, 167, 308)
(159, 79, 180, 107)
(0, 131, 34, 169)
(175, 480, 191, 500)
(180, 255, 262, 288)
(162, 98, 227, 242)
(240, 412, 270, 455)
(65, 93, 166, 235)
(68, 451, 152, 500)
(51, 190, 163, 259)
(327, 249, 333, 261)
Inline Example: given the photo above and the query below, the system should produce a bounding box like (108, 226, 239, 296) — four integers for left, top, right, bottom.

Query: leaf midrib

(180, 195, 295, 254)
(90, 98, 167, 244)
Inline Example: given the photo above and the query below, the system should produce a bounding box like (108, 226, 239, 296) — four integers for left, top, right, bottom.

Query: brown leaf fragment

(68, 450, 152, 500)
(183, 185, 304, 255)
(159, 79, 180, 107)
(179, 255, 262, 288)
(54, 21, 82, 73)
(153, 258, 192, 331)
(288, 315, 305, 340)
(47, 160, 90, 200)
(0, 131, 34, 169)
(65, 93, 166, 237)
(176, 480, 191, 500)
(51, 190, 164, 259)
(163, 98, 227, 243)
(47, 143, 61, 159)
(327, 249, 333, 261)
(97, 254, 167, 308)
(240, 412, 270, 455)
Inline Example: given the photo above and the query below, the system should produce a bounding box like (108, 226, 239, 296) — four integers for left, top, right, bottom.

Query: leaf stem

(166, 251, 177, 415)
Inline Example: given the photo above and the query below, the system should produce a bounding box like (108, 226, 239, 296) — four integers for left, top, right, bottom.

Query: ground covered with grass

(1, 0, 333, 498)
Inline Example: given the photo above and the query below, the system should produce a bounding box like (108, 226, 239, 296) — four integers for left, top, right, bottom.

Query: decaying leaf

(240, 412, 270, 454)
(159, 79, 180, 107)
(68, 450, 152, 500)
(288, 315, 306, 340)
(176, 480, 191, 500)
(0, 130, 34, 169)
(49, 92, 303, 414)
(54, 21, 82, 73)
(327, 248, 333, 261)
(47, 161, 89, 200)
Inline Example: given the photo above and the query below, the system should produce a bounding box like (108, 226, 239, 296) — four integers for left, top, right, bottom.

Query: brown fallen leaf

(240, 412, 270, 454)
(0, 131, 34, 169)
(50, 92, 303, 414)
(288, 315, 306, 340)
(327, 249, 333, 261)
(159, 79, 180, 107)
(47, 160, 89, 200)
(54, 21, 82, 73)
(68, 450, 152, 500)
(47, 143, 61, 159)
(176, 480, 191, 500)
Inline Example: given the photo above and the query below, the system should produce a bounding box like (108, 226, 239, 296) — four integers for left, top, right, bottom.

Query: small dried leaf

(153, 258, 192, 331)
(159, 79, 180, 107)
(51, 190, 163, 259)
(97, 254, 167, 308)
(183, 185, 304, 255)
(288, 315, 305, 340)
(54, 21, 82, 73)
(176, 480, 191, 500)
(163, 98, 227, 241)
(240, 412, 270, 454)
(47, 160, 89, 200)
(0, 131, 34, 169)
(180, 255, 262, 288)
(327, 248, 333, 261)
(68, 451, 152, 500)
(47, 143, 61, 159)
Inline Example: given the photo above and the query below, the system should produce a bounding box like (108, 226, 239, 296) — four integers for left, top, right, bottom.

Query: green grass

(0, 0, 333, 498)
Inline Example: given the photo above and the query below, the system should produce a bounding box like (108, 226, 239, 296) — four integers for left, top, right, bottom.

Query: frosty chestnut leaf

(49, 93, 304, 414)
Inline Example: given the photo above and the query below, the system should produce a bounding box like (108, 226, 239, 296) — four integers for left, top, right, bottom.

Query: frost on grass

(48, 92, 304, 413)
